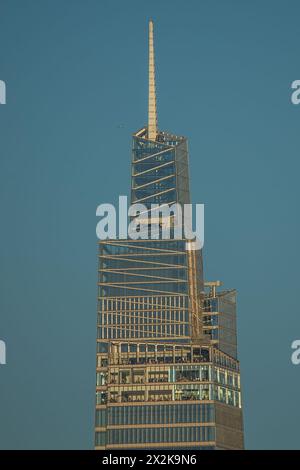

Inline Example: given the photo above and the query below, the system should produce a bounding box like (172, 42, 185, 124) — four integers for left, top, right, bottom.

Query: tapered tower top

(148, 19, 158, 140)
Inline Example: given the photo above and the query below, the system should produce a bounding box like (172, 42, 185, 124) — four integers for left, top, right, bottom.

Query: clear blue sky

(0, 0, 300, 449)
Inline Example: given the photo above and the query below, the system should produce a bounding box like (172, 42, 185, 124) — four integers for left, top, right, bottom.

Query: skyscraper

(94, 20, 244, 450)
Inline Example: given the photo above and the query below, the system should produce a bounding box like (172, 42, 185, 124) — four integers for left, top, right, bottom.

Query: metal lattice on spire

(148, 19, 158, 141)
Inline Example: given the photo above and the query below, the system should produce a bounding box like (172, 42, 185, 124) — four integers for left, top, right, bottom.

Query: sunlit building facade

(94, 20, 244, 450)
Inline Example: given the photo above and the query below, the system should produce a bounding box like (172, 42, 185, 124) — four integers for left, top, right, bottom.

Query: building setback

(94, 20, 244, 450)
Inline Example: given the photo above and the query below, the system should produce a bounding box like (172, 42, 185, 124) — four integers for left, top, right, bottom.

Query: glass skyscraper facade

(94, 21, 244, 450)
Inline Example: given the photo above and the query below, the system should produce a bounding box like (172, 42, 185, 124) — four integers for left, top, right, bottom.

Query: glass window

(95, 431, 106, 446)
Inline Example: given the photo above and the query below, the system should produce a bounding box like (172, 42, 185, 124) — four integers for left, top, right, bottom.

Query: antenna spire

(148, 19, 158, 140)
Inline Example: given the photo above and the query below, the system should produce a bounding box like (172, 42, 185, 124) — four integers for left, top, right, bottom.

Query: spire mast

(148, 19, 158, 140)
